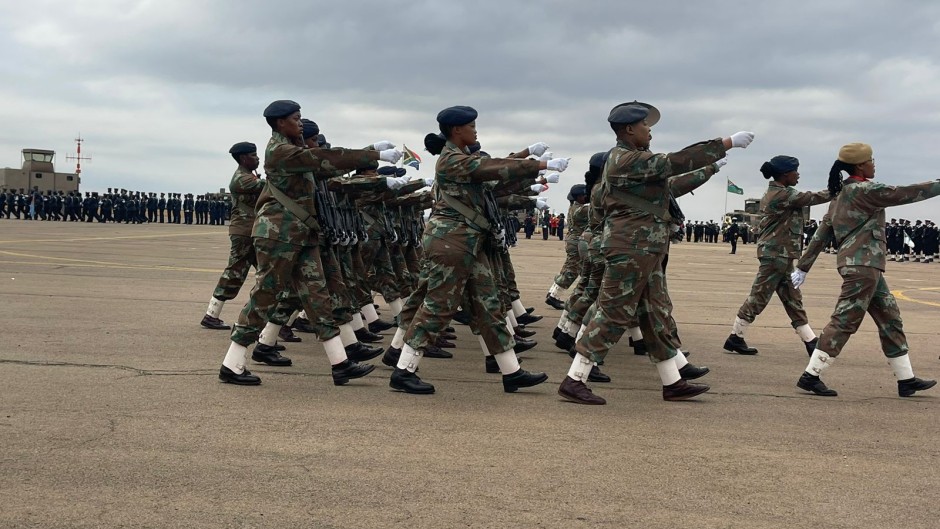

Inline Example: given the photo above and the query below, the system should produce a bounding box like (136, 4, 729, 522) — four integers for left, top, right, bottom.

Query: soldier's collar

(615, 140, 640, 152)
(444, 140, 472, 155)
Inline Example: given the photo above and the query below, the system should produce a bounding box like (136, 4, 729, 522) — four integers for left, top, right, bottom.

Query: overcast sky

(2, 0, 940, 222)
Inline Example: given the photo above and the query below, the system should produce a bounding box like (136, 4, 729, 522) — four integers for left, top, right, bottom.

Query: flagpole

(724, 175, 729, 221)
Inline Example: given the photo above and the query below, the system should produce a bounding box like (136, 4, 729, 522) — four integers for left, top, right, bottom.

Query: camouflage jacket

(756, 182, 830, 259)
(427, 141, 540, 254)
(798, 178, 940, 271)
(600, 139, 725, 254)
(253, 131, 377, 246)
(566, 203, 590, 241)
(228, 166, 264, 237)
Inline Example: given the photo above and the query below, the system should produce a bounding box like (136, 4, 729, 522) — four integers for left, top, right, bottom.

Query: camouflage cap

(608, 101, 660, 126)
(263, 100, 300, 118)
(837, 143, 873, 165)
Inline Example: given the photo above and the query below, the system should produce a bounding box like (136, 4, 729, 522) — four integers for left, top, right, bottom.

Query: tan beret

(838, 143, 873, 165)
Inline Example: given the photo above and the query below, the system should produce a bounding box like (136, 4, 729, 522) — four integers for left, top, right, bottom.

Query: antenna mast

(66, 134, 92, 176)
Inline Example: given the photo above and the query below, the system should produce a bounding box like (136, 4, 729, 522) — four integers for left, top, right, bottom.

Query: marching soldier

(724, 156, 831, 356)
(558, 101, 753, 404)
(388, 105, 564, 395)
(792, 143, 939, 397)
(202, 143, 266, 330)
(218, 99, 401, 386)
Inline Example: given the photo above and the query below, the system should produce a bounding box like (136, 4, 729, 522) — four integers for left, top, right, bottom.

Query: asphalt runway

(1, 221, 938, 529)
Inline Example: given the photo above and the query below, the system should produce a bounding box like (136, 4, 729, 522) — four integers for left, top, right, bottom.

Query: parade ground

(1, 222, 938, 529)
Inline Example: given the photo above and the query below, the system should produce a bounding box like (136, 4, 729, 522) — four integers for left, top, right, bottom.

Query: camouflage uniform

(798, 178, 940, 358)
(212, 167, 264, 301)
(402, 141, 541, 355)
(230, 132, 377, 346)
(736, 182, 830, 326)
(552, 202, 589, 289)
(575, 139, 726, 364)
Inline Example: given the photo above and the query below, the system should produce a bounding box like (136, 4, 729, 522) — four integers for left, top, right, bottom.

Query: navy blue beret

(316, 134, 328, 148)
(608, 101, 660, 126)
(588, 151, 610, 170)
(468, 142, 482, 154)
(437, 105, 478, 126)
(769, 155, 799, 174)
(228, 142, 256, 156)
(263, 100, 301, 118)
(301, 119, 320, 139)
(377, 166, 406, 177)
(567, 184, 587, 201)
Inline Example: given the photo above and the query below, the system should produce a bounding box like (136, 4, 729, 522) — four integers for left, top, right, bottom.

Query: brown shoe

(277, 326, 302, 343)
(557, 376, 606, 405)
(662, 380, 710, 401)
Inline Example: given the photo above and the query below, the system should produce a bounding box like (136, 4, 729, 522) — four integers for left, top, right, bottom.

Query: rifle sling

(439, 192, 491, 231)
(266, 181, 320, 231)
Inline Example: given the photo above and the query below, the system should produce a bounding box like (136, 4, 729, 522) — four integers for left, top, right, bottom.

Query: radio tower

(66, 134, 92, 177)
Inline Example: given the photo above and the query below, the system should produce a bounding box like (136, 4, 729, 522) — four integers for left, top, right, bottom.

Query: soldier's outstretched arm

(270, 143, 379, 175)
(797, 210, 834, 273)
(607, 138, 727, 188)
(784, 188, 831, 208)
(861, 180, 940, 210)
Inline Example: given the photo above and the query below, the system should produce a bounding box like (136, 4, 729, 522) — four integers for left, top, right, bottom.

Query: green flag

(727, 180, 744, 195)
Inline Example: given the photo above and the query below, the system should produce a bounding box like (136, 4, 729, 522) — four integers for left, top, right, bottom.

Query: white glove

(379, 149, 402, 163)
(373, 140, 396, 151)
(535, 197, 549, 210)
(385, 176, 409, 190)
(729, 131, 755, 149)
(530, 184, 548, 193)
(715, 158, 728, 169)
(423, 178, 434, 187)
(543, 172, 560, 183)
(528, 142, 550, 157)
(791, 269, 807, 289)
(546, 157, 570, 172)
(538, 152, 553, 162)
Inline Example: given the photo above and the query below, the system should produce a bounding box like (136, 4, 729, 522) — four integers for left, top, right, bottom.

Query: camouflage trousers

(563, 237, 591, 319)
(212, 235, 257, 301)
(736, 257, 808, 328)
(231, 238, 339, 345)
(322, 244, 354, 324)
(567, 235, 605, 326)
(817, 266, 908, 358)
(403, 244, 421, 290)
(389, 242, 414, 299)
(338, 244, 372, 310)
(403, 234, 514, 355)
(361, 236, 402, 302)
(552, 237, 581, 289)
(502, 247, 521, 302)
(575, 251, 677, 364)
(489, 247, 513, 315)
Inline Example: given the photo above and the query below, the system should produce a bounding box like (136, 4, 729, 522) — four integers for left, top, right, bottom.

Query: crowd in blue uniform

(0, 189, 231, 225)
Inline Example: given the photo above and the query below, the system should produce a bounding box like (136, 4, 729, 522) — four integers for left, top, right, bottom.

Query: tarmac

(1, 221, 938, 529)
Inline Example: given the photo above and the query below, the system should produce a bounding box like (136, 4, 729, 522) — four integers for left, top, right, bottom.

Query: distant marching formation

(194, 99, 939, 404)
